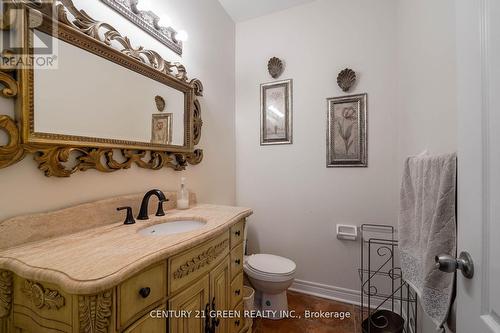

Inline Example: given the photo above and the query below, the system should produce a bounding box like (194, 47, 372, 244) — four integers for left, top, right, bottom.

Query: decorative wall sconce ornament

(100, 0, 183, 55)
(337, 68, 357, 92)
(155, 95, 166, 112)
(267, 57, 284, 79)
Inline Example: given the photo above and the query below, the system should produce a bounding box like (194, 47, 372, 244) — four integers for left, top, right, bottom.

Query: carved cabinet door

(123, 310, 166, 333)
(168, 276, 209, 333)
(210, 257, 230, 333)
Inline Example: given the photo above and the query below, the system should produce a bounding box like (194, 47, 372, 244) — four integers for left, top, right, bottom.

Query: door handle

(435, 251, 474, 279)
(205, 303, 212, 333)
(211, 297, 220, 328)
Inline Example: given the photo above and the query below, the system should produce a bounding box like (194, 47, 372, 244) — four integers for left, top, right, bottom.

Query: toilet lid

(247, 254, 296, 275)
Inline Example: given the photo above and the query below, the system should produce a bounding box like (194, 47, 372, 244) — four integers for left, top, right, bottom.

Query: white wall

(396, 1, 457, 332)
(396, 0, 457, 170)
(0, 0, 235, 221)
(236, 0, 400, 293)
(236, 2, 457, 330)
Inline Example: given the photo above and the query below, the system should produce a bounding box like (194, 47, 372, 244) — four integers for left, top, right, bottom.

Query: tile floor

(252, 291, 362, 333)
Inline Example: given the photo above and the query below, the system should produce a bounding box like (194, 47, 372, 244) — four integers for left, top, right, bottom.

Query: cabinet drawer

(230, 220, 245, 248)
(230, 301, 244, 333)
(230, 243, 244, 279)
(230, 273, 243, 308)
(119, 263, 166, 328)
(169, 231, 229, 294)
(123, 307, 166, 333)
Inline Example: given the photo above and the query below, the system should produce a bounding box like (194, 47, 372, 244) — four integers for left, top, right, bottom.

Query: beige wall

(0, 0, 236, 221)
(235, 0, 400, 292)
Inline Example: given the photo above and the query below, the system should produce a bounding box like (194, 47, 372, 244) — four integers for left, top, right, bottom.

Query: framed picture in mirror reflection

(151, 113, 173, 145)
(260, 79, 293, 145)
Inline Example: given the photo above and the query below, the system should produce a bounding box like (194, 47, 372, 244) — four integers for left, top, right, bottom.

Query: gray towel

(398, 153, 457, 331)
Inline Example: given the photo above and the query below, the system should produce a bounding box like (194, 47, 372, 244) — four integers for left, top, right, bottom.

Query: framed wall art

(327, 93, 367, 167)
(151, 113, 173, 145)
(260, 79, 293, 145)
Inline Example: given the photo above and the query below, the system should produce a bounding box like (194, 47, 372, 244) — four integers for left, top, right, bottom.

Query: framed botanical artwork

(260, 79, 293, 145)
(326, 93, 367, 167)
(151, 113, 173, 145)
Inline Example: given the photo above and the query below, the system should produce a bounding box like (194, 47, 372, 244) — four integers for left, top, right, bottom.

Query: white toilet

(243, 254, 296, 319)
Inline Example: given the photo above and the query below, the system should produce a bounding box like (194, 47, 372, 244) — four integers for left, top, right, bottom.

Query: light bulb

(175, 30, 188, 42)
(158, 16, 172, 27)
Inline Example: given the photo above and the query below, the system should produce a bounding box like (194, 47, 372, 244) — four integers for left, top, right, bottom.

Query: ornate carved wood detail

(173, 239, 229, 279)
(29, 0, 188, 81)
(0, 270, 13, 318)
(78, 291, 113, 333)
(0, 115, 25, 170)
(0, 71, 17, 98)
(193, 99, 203, 146)
(0, 0, 204, 176)
(190, 78, 204, 97)
(21, 280, 65, 310)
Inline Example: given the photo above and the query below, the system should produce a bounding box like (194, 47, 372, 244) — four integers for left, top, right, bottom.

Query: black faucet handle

(117, 206, 135, 225)
(155, 198, 169, 217)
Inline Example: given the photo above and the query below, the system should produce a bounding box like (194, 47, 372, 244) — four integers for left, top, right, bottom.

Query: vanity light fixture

(100, 0, 184, 55)
(175, 30, 189, 42)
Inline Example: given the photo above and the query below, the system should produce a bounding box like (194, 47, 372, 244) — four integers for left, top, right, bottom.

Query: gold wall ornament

(267, 57, 284, 79)
(337, 68, 357, 92)
(78, 291, 113, 333)
(0, 270, 13, 318)
(173, 239, 229, 279)
(21, 280, 65, 310)
(0, 0, 204, 176)
(155, 95, 166, 111)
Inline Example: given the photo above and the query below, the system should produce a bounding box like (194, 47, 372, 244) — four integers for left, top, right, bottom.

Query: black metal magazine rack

(359, 224, 418, 333)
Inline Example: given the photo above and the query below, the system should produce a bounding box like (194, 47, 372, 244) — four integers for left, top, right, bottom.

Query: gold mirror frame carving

(0, 0, 203, 177)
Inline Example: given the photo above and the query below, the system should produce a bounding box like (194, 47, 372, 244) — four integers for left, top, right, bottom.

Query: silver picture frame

(260, 79, 293, 145)
(327, 93, 368, 167)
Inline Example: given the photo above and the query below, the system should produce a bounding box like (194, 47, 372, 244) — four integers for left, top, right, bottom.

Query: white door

(456, 0, 500, 332)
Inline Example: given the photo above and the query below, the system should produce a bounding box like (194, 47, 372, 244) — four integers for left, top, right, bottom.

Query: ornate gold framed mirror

(0, 0, 203, 177)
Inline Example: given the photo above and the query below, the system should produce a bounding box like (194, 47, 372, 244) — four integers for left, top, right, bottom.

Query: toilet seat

(244, 254, 296, 282)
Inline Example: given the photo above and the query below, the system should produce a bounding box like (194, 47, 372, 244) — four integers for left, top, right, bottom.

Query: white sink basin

(138, 220, 206, 236)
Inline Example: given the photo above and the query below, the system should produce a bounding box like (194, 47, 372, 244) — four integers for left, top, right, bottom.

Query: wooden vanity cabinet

(168, 219, 247, 333)
(1, 219, 248, 333)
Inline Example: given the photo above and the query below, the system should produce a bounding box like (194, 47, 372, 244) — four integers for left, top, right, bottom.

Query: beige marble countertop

(0, 204, 252, 295)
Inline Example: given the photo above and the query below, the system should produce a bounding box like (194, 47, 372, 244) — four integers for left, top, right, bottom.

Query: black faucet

(117, 206, 135, 225)
(137, 189, 168, 220)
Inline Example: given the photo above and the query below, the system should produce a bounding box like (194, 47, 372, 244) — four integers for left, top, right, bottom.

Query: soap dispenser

(177, 177, 189, 209)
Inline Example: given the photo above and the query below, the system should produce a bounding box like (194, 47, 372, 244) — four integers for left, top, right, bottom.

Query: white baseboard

(289, 279, 361, 306)
(289, 279, 390, 309)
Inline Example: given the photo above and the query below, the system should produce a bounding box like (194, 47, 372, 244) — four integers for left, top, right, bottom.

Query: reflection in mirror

(34, 32, 186, 146)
